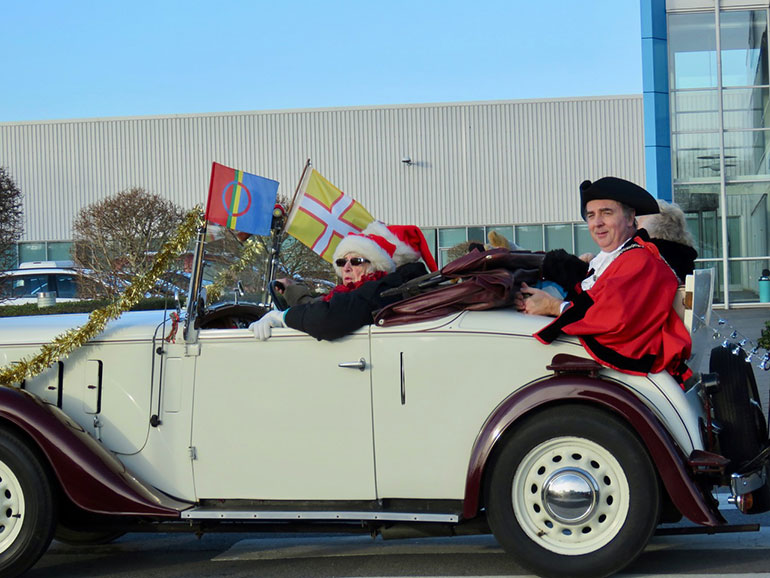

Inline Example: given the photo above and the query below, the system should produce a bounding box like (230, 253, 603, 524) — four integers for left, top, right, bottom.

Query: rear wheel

(486, 405, 659, 578)
(709, 345, 767, 471)
(0, 429, 57, 578)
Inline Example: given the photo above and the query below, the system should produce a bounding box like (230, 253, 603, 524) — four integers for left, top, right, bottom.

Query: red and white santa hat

(333, 221, 438, 277)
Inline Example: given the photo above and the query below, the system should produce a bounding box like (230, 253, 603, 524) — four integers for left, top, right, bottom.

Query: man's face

(585, 199, 636, 252)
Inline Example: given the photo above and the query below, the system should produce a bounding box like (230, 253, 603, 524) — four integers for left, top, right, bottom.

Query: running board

(181, 509, 459, 523)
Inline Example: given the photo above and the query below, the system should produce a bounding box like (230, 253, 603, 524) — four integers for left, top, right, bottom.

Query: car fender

(0, 386, 188, 517)
(463, 374, 724, 527)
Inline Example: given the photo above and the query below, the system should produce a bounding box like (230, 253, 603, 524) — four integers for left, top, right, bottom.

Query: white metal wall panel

(0, 96, 644, 242)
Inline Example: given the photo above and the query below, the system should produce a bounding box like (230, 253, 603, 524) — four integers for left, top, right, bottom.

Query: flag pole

(263, 159, 309, 305)
(282, 158, 311, 235)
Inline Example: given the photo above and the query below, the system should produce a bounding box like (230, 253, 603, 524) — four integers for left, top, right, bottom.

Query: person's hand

(275, 277, 294, 295)
(249, 310, 286, 341)
(514, 282, 563, 317)
(579, 252, 594, 263)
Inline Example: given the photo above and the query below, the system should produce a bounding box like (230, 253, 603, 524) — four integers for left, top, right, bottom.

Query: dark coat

(284, 262, 428, 341)
(649, 238, 697, 283)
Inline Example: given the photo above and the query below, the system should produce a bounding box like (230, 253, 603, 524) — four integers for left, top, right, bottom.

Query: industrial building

(0, 95, 643, 271)
(3, 0, 770, 306)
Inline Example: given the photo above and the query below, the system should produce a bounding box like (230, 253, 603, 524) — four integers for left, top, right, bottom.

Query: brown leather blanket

(374, 248, 544, 327)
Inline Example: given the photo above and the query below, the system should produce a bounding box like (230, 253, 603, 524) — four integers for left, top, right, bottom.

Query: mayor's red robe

(535, 234, 692, 383)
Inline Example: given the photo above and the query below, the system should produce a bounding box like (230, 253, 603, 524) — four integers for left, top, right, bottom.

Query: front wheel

(0, 429, 57, 578)
(486, 405, 659, 578)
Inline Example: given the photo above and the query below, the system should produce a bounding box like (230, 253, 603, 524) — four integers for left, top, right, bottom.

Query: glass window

(18, 243, 46, 264)
(47, 242, 73, 262)
(420, 228, 436, 263)
(723, 129, 770, 177)
(669, 12, 718, 90)
(574, 224, 598, 258)
(724, 181, 770, 258)
(730, 257, 770, 303)
(54, 275, 78, 298)
(673, 132, 721, 181)
(671, 89, 720, 132)
(696, 261, 725, 305)
(544, 224, 572, 252)
(515, 225, 543, 251)
(720, 10, 769, 87)
(486, 226, 514, 246)
(12, 274, 50, 297)
(673, 183, 721, 258)
(438, 228, 469, 268)
(438, 228, 466, 249)
(467, 227, 485, 243)
(723, 87, 770, 130)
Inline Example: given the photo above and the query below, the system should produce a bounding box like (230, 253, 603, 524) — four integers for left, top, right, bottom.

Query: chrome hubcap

(511, 436, 630, 555)
(542, 468, 599, 524)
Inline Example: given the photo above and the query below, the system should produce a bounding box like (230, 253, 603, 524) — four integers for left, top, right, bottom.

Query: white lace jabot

(581, 239, 632, 291)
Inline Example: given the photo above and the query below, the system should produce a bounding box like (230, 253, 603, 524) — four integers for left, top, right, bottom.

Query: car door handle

(338, 358, 367, 371)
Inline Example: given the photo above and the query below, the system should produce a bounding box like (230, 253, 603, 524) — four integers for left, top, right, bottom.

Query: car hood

(0, 310, 172, 346)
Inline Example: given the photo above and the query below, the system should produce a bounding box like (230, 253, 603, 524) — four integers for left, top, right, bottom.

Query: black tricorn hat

(580, 177, 660, 219)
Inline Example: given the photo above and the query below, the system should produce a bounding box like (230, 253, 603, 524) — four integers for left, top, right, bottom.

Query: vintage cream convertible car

(0, 248, 767, 578)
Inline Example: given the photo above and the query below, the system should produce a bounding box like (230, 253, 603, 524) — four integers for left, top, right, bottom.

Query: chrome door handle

(338, 358, 367, 371)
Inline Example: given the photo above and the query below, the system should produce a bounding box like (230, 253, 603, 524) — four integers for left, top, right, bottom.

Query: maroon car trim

(0, 387, 189, 517)
(462, 375, 725, 527)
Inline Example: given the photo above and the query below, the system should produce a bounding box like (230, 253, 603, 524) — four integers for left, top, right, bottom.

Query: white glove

(249, 310, 286, 341)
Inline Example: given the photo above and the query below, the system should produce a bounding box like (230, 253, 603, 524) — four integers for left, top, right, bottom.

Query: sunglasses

(335, 257, 370, 267)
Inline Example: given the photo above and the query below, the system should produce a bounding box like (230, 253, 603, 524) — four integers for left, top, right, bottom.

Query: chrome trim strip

(181, 510, 459, 522)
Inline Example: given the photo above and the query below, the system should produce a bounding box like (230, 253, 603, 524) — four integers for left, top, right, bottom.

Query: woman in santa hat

(250, 222, 437, 341)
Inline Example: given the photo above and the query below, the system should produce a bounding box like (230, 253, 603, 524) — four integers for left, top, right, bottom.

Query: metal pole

(183, 224, 207, 342)
(715, 1, 731, 308)
(283, 159, 312, 236)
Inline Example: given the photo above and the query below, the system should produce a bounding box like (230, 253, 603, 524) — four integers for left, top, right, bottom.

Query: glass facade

(668, 5, 770, 304)
(430, 223, 598, 269)
(14, 241, 74, 267)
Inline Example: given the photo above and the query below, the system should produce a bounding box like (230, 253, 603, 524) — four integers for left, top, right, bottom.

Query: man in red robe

(515, 177, 692, 383)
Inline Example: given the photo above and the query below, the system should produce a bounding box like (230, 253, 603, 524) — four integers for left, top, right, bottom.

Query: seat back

(684, 268, 716, 371)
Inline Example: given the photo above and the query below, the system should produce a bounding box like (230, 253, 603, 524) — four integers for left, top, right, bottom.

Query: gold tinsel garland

(0, 207, 204, 387)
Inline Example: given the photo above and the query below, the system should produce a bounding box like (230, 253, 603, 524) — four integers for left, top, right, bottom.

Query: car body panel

(2, 312, 169, 456)
(0, 386, 187, 516)
(461, 375, 723, 526)
(0, 306, 720, 525)
(191, 327, 377, 500)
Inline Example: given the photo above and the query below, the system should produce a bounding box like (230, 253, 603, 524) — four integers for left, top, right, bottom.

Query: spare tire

(709, 345, 768, 472)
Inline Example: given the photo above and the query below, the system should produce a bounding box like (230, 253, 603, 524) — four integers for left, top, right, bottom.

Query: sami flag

(285, 169, 375, 262)
(205, 162, 279, 236)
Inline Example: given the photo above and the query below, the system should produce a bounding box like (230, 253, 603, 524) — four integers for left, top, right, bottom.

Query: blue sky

(2, 0, 642, 122)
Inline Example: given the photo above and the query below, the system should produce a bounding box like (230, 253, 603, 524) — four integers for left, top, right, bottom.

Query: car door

(368, 310, 561, 501)
(190, 324, 376, 501)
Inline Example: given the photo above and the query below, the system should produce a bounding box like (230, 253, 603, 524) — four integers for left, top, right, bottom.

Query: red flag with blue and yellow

(205, 162, 279, 236)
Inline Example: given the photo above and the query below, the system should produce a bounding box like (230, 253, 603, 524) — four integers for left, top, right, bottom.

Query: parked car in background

(0, 261, 103, 305)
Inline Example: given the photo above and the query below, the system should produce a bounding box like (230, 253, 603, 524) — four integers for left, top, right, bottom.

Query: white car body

(1, 308, 702, 505)
(0, 248, 766, 578)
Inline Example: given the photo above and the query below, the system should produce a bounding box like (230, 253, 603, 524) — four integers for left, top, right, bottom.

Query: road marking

(213, 527, 770, 562)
